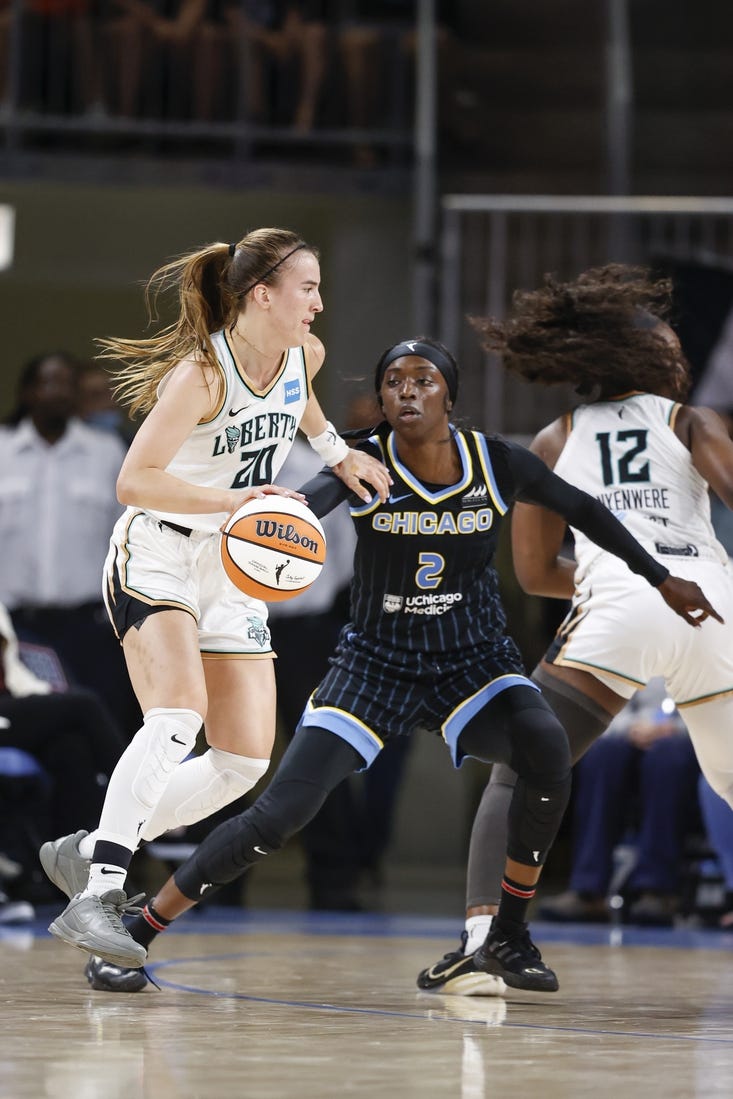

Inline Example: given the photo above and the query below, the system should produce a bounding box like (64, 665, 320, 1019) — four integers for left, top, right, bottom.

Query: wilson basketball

(221, 495, 327, 602)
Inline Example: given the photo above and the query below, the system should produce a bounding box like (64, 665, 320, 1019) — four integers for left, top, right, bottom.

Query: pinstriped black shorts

(309, 628, 526, 743)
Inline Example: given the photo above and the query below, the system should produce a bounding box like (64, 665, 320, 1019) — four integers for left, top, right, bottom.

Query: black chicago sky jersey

(345, 427, 516, 655)
(302, 422, 669, 658)
(303, 424, 663, 655)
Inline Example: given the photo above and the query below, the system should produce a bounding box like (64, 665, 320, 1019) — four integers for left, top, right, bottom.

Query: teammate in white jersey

(40, 227, 391, 970)
(419, 263, 733, 996)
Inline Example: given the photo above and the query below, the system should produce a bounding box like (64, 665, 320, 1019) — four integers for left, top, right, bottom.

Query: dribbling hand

(658, 575, 724, 628)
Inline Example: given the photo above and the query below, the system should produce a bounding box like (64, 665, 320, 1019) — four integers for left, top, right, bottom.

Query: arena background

(2, 0, 733, 912)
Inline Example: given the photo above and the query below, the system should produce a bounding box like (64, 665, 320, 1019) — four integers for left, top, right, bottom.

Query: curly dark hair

(471, 264, 691, 400)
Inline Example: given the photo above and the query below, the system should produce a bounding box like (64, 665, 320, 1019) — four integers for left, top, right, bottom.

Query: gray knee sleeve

(465, 669, 611, 909)
(531, 665, 612, 762)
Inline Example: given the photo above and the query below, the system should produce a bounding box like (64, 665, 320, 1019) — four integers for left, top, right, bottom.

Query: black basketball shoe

(417, 931, 506, 996)
(474, 922, 559, 992)
(85, 954, 149, 993)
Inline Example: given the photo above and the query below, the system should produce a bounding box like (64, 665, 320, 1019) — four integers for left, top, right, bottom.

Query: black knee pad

(174, 726, 363, 900)
(504, 703, 572, 867)
(506, 772, 572, 866)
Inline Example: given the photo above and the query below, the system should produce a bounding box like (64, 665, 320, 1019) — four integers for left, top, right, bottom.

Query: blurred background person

(0, 599, 126, 912)
(0, 350, 141, 740)
(539, 679, 700, 928)
(77, 358, 137, 445)
(698, 773, 733, 930)
(20, 0, 106, 116)
(226, 1, 330, 130)
(102, 0, 226, 121)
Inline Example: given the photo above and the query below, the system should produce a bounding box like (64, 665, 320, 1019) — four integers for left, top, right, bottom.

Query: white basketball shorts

(546, 557, 733, 707)
(103, 509, 273, 657)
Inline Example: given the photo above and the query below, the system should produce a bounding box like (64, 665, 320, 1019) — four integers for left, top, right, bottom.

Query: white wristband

(307, 421, 350, 467)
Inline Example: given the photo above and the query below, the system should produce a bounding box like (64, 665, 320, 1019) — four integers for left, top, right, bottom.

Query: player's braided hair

(471, 264, 690, 399)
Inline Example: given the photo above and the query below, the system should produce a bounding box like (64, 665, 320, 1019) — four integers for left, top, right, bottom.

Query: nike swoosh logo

(100, 866, 123, 875)
(171, 734, 187, 745)
(388, 493, 412, 505)
(424, 957, 468, 982)
(199, 883, 212, 895)
(253, 845, 268, 856)
(229, 406, 250, 416)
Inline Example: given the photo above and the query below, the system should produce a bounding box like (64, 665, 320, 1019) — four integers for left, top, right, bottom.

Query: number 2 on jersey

(416, 552, 445, 590)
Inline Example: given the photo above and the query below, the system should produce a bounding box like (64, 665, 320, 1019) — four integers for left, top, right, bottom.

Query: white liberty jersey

(554, 391, 727, 578)
(148, 329, 310, 532)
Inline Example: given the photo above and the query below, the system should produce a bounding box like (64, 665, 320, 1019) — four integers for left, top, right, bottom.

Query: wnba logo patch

(383, 594, 403, 613)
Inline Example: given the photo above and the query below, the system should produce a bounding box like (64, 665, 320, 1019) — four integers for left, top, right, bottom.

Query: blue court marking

(140, 952, 733, 1045)
(16, 907, 733, 1043)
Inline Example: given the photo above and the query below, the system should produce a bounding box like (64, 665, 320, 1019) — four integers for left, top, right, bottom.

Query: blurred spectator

(226, 1, 330, 129)
(0, 600, 126, 908)
(539, 679, 700, 927)
(336, 0, 457, 165)
(698, 773, 733, 930)
(20, 0, 106, 117)
(0, 350, 141, 739)
(102, 0, 228, 121)
(77, 358, 136, 445)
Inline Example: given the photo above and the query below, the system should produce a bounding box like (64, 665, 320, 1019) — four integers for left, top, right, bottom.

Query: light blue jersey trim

(442, 674, 539, 767)
(474, 433, 509, 515)
(301, 701, 384, 770)
(387, 426, 473, 503)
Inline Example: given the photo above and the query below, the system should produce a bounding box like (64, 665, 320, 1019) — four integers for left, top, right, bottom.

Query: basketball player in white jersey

(40, 227, 391, 970)
(419, 263, 733, 995)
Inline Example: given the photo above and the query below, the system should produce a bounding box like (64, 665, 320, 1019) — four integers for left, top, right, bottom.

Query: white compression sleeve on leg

(95, 707, 203, 848)
(140, 748, 270, 841)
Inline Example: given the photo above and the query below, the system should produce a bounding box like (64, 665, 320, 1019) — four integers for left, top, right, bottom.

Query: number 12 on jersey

(595, 429, 649, 486)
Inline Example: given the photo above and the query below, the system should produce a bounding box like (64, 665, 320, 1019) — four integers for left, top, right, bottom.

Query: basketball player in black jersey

(83, 337, 719, 995)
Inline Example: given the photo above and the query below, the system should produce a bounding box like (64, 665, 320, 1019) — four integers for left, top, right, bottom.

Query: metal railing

(439, 195, 733, 436)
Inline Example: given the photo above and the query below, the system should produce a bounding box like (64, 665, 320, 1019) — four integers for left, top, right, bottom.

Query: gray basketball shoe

(39, 831, 91, 899)
(85, 955, 148, 993)
(48, 890, 147, 967)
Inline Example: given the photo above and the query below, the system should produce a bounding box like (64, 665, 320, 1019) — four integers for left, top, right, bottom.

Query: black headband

(375, 340, 458, 403)
(241, 243, 309, 296)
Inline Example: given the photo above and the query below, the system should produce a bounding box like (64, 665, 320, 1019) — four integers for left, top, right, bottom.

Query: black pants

(271, 608, 411, 906)
(11, 603, 142, 741)
(174, 686, 572, 901)
(0, 689, 126, 836)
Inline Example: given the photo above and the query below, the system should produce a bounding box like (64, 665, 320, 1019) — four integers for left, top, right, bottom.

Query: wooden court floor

(2, 909, 733, 1099)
